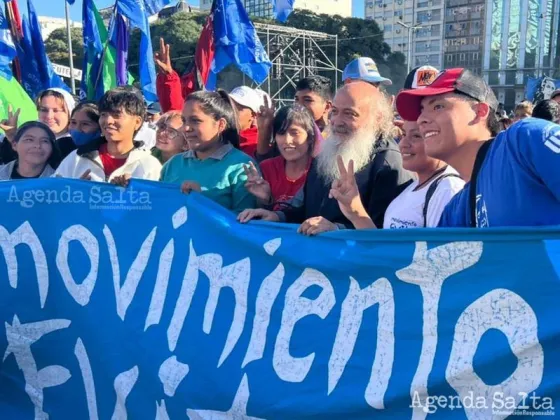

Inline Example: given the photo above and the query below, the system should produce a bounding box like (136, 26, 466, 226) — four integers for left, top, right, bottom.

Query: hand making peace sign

(243, 161, 272, 203)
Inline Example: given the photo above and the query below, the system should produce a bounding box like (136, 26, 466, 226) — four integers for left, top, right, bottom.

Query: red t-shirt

(99, 144, 127, 177)
(260, 156, 311, 210)
(239, 126, 258, 157)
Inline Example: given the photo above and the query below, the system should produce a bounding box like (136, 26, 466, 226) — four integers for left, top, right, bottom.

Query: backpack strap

(469, 139, 495, 227)
(422, 173, 462, 227)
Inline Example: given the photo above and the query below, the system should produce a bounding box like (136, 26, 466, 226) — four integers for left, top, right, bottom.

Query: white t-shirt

(383, 166, 465, 229)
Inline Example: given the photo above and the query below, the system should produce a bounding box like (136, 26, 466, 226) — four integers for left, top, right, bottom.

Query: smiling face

(399, 121, 431, 173)
(418, 93, 483, 161)
(156, 115, 187, 154)
(99, 108, 143, 144)
(329, 84, 377, 143)
(38, 96, 69, 136)
(182, 100, 226, 153)
(15, 126, 53, 167)
(275, 122, 311, 162)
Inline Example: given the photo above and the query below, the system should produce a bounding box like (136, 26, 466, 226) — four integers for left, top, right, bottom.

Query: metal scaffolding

(250, 22, 339, 107)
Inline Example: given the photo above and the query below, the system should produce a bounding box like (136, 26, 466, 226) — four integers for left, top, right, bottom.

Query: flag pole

(93, 2, 118, 93)
(65, 1, 76, 94)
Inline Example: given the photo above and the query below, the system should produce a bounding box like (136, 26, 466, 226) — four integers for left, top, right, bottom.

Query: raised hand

(237, 208, 280, 224)
(243, 162, 272, 202)
(329, 156, 374, 228)
(256, 94, 275, 131)
(0, 106, 21, 142)
(181, 181, 202, 194)
(154, 38, 173, 74)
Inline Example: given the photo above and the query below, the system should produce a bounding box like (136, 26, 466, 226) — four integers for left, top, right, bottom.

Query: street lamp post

(397, 20, 424, 74)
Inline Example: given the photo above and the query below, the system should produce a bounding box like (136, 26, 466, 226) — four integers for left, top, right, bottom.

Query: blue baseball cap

(342, 57, 392, 86)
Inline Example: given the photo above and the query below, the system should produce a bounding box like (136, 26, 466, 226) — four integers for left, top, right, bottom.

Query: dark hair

(295, 76, 333, 102)
(13, 121, 60, 167)
(185, 89, 240, 149)
(455, 93, 501, 137)
(273, 106, 316, 156)
(532, 99, 560, 122)
(72, 101, 100, 125)
(499, 117, 513, 131)
(98, 87, 146, 120)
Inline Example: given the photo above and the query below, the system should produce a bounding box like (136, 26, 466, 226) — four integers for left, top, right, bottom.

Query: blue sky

(32, 0, 365, 21)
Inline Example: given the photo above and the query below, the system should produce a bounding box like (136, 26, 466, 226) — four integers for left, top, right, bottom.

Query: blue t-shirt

(439, 118, 560, 227)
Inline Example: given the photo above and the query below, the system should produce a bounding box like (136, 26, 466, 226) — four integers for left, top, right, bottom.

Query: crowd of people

(1, 49, 559, 231)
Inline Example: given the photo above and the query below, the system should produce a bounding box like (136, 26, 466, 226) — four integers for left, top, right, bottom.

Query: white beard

(316, 125, 378, 183)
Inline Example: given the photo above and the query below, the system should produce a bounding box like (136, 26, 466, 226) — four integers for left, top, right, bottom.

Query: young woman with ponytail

(160, 89, 257, 213)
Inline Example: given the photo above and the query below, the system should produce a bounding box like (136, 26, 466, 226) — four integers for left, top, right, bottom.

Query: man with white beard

(238, 82, 413, 234)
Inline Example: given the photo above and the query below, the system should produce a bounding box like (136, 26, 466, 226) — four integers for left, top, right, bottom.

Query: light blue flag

(0, 0, 16, 79)
(270, 0, 295, 22)
(143, 0, 173, 15)
(206, 0, 272, 90)
(116, 0, 160, 102)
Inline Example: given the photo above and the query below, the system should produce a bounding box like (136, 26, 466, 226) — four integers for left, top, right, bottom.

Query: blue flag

(143, 0, 173, 15)
(116, 0, 162, 102)
(17, 0, 70, 99)
(0, 178, 559, 419)
(0, 0, 16, 79)
(206, 0, 272, 90)
(270, 0, 295, 22)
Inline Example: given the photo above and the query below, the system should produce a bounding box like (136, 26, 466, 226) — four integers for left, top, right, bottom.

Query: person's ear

(472, 102, 490, 125)
(217, 118, 227, 133)
(134, 116, 143, 131)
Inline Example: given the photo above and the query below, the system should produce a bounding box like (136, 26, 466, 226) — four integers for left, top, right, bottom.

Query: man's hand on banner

(329, 156, 375, 229)
(155, 38, 173, 75)
(237, 208, 280, 223)
(298, 216, 338, 236)
(181, 181, 202, 194)
(0, 106, 21, 142)
(244, 162, 272, 202)
(111, 174, 132, 187)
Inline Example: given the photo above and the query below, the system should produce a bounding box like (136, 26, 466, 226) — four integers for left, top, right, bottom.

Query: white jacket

(54, 138, 162, 182)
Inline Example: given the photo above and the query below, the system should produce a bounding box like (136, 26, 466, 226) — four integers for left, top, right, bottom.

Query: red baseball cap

(396, 68, 499, 121)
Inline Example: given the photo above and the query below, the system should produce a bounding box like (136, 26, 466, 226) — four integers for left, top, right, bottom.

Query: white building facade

(38, 17, 81, 41)
(365, 0, 445, 69)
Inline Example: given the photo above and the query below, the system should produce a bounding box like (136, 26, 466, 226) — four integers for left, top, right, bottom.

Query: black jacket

(279, 137, 414, 228)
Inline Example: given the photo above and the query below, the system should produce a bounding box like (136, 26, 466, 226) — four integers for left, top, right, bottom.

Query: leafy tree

(128, 12, 204, 77)
(54, 9, 407, 94)
(45, 27, 84, 69)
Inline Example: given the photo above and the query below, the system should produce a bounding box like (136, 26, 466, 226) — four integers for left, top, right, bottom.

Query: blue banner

(526, 76, 560, 103)
(0, 179, 559, 419)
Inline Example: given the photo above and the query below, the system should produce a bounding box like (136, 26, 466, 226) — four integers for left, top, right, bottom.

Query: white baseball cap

(229, 86, 261, 113)
(254, 88, 271, 109)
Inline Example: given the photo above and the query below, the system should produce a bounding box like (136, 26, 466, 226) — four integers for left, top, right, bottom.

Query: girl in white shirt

(330, 120, 465, 229)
